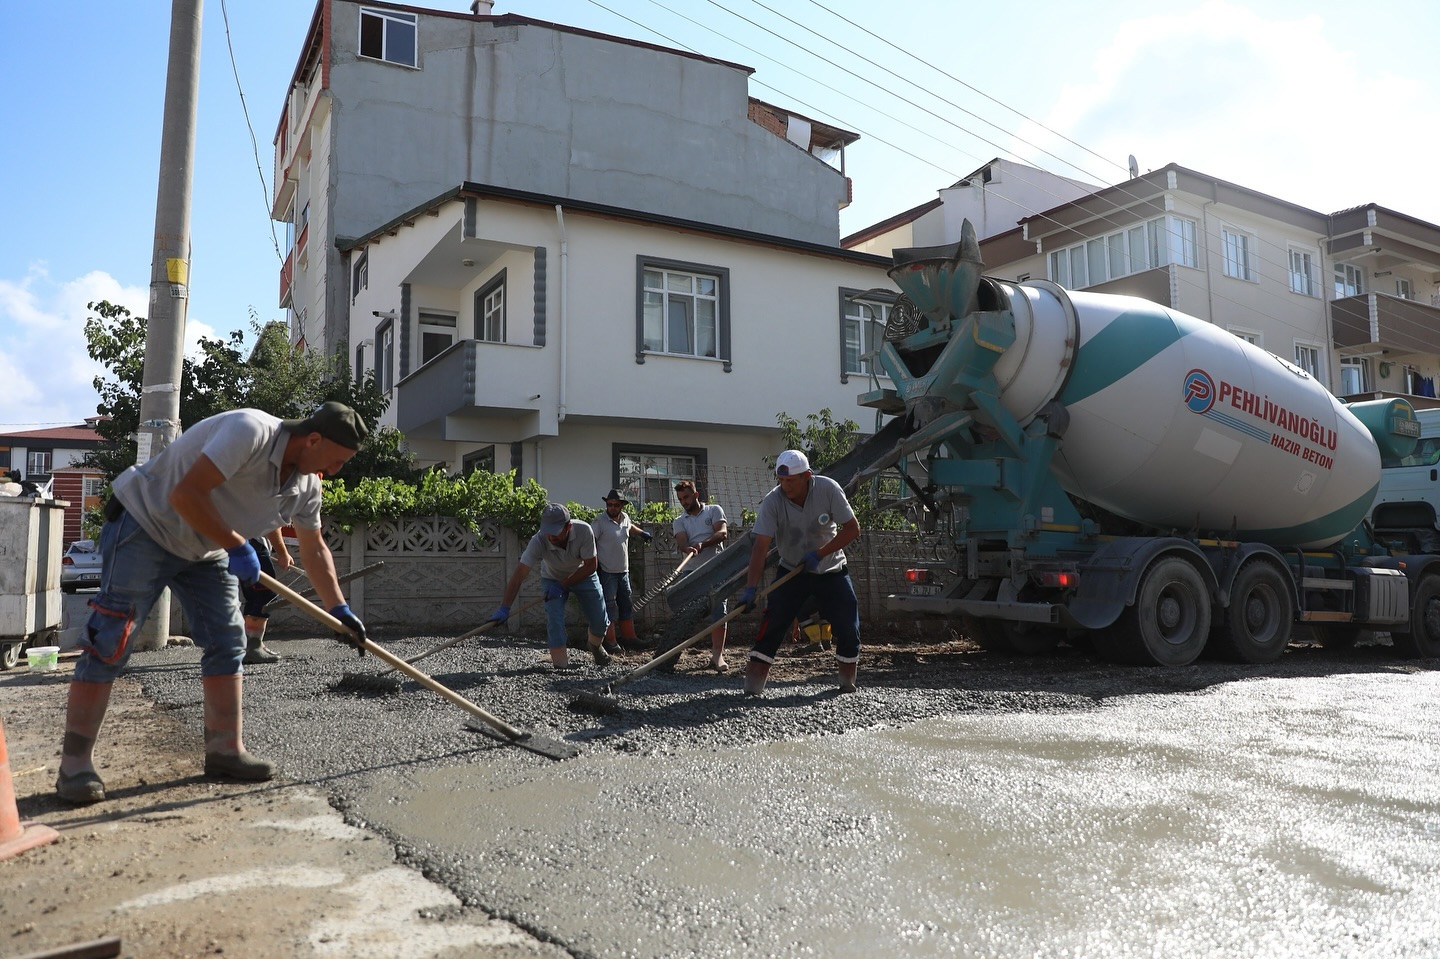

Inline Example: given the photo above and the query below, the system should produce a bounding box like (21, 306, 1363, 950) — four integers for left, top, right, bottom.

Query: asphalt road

(111, 624, 1440, 959)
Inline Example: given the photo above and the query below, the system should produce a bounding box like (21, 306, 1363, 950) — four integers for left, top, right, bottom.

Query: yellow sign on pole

(165, 258, 188, 284)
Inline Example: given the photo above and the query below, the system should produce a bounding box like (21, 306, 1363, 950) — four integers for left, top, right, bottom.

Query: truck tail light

(1039, 571, 1078, 588)
(904, 568, 930, 584)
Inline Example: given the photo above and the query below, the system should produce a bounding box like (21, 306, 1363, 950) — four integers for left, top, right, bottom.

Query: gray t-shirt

(672, 503, 726, 570)
(111, 409, 322, 562)
(752, 475, 855, 572)
(592, 511, 633, 574)
(519, 521, 597, 580)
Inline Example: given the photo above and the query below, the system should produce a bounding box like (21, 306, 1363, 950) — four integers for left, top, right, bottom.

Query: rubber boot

(743, 659, 771, 697)
(242, 625, 279, 665)
(588, 633, 612, 666)
(618, 619, 650, 651)
(838, 661, 858, 694)
(56, 680, 112, 804)
(710, 626, 729, 673)
(602, 622, 622, 656)
(202, 674, 276, 781)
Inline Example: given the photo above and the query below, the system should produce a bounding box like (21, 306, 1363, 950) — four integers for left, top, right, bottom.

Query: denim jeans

(597, 569, 634, 623)
(75, 512, 248, 682)
(542, 573, 609, 650)
(749, 565, 860, 664)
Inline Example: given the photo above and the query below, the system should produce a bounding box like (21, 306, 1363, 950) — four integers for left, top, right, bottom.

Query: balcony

(1088, 265, 1174, 307)
(395, 339, 558, 442)
(1331, 292, 1440, 357)
(279, 248, 294, 308)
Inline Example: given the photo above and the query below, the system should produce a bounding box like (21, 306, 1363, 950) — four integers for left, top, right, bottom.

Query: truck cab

(1370, 406, 1440, 533)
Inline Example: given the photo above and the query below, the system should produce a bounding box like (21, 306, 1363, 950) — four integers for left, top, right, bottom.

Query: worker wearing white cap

(736, 449, 862, 696)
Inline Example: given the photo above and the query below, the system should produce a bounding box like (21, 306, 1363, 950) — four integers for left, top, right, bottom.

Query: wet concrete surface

(122, 629, 1440, 958)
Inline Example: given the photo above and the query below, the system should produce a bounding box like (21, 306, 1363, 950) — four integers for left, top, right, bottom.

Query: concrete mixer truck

(847, 221, 1438, 667)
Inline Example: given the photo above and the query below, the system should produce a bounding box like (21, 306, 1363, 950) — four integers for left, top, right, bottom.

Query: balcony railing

(1331, 292, 1440, 356)
(395, 339, 558, 439)
(279, 248, 294, 308)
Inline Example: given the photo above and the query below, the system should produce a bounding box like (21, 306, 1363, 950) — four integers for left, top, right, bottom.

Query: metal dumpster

(0, 496, 67, 669)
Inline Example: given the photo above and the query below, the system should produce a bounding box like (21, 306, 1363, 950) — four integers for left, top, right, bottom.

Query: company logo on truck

(1184, 368, 1336, 470)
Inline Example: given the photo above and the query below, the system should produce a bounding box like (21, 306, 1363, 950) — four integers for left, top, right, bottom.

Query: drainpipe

(555, 204, 568, 424)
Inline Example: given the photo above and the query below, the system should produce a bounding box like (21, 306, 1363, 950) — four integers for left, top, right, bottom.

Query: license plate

(80, 573, 100, 581)
(909, 584, 940, 596)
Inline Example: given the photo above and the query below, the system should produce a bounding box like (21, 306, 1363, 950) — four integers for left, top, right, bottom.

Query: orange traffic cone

(0, 716, 59, 860)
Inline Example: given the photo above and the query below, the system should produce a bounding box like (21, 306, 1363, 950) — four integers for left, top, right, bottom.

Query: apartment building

(847, 161, 1440, 401)
(274, 0, 856, 359)
(272, 0, 893, 505)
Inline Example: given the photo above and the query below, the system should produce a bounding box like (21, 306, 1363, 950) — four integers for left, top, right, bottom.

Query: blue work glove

(328, 604, 368, 657)
(802, 550, 822, 572)
(738, 585, 759, 613)
(543, 580, 568, 602)
(488, 605, 510, 625)
(226, 541, 261, 585)
(638, 530, 653, 544)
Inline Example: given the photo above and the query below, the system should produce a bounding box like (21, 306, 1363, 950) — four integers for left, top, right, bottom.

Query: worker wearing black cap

(56, 403, 371, 805)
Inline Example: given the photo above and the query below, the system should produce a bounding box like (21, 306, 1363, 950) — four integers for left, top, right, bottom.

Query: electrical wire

(219, 0, 283, 266)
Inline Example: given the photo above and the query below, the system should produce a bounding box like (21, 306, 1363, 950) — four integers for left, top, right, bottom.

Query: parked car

(60, 539, 103, 593)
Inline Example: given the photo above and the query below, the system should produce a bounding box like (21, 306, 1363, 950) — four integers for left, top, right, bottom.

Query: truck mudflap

(1056, 536, 1217, 631)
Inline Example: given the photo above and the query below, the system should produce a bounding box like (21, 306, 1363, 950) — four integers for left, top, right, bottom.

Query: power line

(219, 0, 284, 267)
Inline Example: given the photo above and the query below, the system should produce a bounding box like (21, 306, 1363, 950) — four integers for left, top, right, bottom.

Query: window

(1396, 277, 1413, 300)
(378, 321, 395, 393)
(27, 451, 51, 476)
(1339, 357, 1370, 394)
(1294, 344, 1322, 380)
(1230, 328, 1261, 346)
(1288, 249, 1317, 297)
(83, 476, 105, 498)
(1222, 228, 1254, 280)
(841, 291, 893, 381)
(359, 7, 416, 67)
(615, 446, 705, 510)
(463, 446, 496, 475)
(636, 257, 730, 367)
(418, 311, 457, 365)
(1334, 262, 1365, 298)
(1046, 215, 1197, 288)
(475, 271, 506, 343)
(351, 250, 368, 302)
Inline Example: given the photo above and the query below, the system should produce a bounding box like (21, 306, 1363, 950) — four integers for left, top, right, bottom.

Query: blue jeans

(749, 565, 860, 664)
(75, 512, 247, 683)
(597, 569, 633, 623)
(542, 573, 609, 650)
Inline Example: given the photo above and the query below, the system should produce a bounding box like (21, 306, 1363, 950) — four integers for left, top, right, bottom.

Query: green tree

(78, 301, 418, 483)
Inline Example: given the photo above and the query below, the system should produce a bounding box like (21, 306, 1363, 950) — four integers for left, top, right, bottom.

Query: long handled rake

(569, 565, 804, 716)
(259, 572, 578, 761)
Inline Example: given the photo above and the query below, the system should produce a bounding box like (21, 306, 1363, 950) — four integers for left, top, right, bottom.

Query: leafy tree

(79, 301, 418, 483)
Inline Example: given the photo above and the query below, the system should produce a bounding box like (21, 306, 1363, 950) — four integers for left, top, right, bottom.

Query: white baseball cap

(775, 450, 811, 476)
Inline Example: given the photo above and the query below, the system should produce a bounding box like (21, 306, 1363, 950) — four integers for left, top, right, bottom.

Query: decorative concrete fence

(264, 516, 956, 638)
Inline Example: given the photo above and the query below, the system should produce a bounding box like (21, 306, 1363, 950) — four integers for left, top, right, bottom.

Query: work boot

(602, 624, 622, 656)
(242, 632, 279, 665)
(710, 650, 730, 672)
(743, 659, 771, 697)
(56, 680, 113, 804)
(201, 674, 275, 781)
(838, 661, 858, 694)
(588, 637, 612, 667)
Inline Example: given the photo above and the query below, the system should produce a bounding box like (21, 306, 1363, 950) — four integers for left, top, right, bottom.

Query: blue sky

(2, 0, 1437, 431)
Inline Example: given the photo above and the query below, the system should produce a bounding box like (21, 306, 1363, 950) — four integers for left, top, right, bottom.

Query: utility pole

(134, 0, 203, 652)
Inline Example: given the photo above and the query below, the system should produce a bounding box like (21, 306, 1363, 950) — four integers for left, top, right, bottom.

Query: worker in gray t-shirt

(736, 450, 861, 696)
(668, 478, 731, 672)
(57, 403, 371, 807)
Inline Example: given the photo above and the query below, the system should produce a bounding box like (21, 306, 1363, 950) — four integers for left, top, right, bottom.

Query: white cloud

(1012, 1, 1440, 224)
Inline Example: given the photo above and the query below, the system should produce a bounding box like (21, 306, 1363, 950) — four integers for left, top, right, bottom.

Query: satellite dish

(1127, 154, 1139, 178)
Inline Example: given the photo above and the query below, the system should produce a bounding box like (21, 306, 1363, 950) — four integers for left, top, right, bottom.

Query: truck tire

(1106, 556, 1211, 666)
(1210, 561, 1293, 664)
(1392, 574, 1440, 659)
(962, 617, 1060, 656)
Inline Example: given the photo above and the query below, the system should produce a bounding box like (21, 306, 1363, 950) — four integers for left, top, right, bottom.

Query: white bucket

(26, 645, 60, 672)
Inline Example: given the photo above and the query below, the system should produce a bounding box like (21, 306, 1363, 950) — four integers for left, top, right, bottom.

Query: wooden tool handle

(257, 572, 525, 740)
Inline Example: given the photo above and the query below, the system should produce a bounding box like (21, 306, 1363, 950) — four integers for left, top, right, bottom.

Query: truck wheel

(1393, 575, 1440, 659)
(961, 616, 1007, 653)
(1211, 562, 1293, 664)
(1109, 557, 1211, 666)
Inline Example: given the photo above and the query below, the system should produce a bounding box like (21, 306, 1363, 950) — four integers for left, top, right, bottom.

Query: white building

(346, 183, 895, 507)
(847, 161, 1440, 402)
